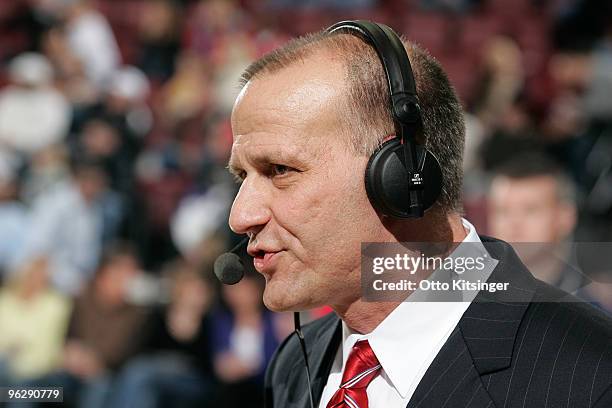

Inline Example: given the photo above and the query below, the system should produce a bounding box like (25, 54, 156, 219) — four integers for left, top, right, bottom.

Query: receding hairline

(238, 31, 401, 89)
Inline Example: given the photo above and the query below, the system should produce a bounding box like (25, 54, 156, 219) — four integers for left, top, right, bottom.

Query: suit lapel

(460, 237, 537, 375)
(407, 238, 538, 407)
(406, 328, 495, 408)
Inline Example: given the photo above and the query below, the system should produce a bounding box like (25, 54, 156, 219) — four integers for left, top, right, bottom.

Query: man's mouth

(253, 250, 281, 273)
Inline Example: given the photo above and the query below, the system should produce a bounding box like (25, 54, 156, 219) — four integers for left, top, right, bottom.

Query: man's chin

(263, 291, 302, 312)
(262, 285, 315, 312)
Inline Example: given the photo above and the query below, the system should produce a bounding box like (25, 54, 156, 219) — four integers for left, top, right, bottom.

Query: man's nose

(229, 181, 271, 235)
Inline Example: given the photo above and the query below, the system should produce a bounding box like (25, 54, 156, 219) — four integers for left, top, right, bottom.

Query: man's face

(487, 175, 575, 243)
(228, 53, 386, 311)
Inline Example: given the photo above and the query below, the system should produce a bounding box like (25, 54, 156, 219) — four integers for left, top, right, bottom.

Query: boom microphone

(213, 236, 314, 408)
(214, 237, 248, 285)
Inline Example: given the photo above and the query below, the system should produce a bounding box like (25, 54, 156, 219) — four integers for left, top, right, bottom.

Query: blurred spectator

(75, 119, 125, 187)
(60, 0, 121, 87)
(470, 36, 525, 133)
(0, 257, 72, 383)
(209, 31, 255, 113)
(0, 153, 29, 277)
(103, 65, 152, 140)
(69, 65, 151, 216)
(467, 36, 536, 172)
(0, 0, 610, 405)
(0, 52, 71, 155)
(159, 52, 211, 124)
(477, 98, 542, 172)
(41, 24, 99, 106)
(20, 144, 70, 204)
(542, 50, 591, 142)
(136, 0, 181, 83)
(111, 260, 216, 408)
(183, 0, 245, 56)
(487, 152, 585, 292)
(9, 244, 150, 408)
(19, 157, 122, 295)
(171, 183, 233, 261)
(70, 64, 151, 141)
(211, 271, 281, 407)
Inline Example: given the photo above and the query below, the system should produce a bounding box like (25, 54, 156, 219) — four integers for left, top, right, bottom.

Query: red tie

(326, 340, 382, 408)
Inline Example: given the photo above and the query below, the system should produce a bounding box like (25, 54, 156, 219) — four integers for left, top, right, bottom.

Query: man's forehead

(231, 53, 347, 131)
(229, 135, 310, 163)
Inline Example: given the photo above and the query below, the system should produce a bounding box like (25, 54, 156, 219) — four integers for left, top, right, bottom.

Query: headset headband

(326, 20, 422, 172)
(326, 21, 421, 128)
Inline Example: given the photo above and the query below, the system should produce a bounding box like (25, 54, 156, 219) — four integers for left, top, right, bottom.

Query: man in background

(487, 152, 585, 293)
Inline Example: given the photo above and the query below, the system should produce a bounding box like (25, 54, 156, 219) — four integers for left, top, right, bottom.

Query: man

(487, 152, 585, 293)
(227, 22, 612, 407)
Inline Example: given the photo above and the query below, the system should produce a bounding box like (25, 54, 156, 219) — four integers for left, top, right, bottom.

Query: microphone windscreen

(214, 252, 245, 285)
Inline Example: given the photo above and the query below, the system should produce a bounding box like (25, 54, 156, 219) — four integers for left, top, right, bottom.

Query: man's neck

(333, 212, 468, 334)
(332, 299, 402, 334)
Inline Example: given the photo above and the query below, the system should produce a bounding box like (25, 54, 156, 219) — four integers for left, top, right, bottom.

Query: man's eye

(271, 164, 291, 176)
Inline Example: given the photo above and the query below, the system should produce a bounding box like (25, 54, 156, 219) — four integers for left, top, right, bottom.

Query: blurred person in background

(208, 31, 256, 114)
(135, 0, 181, 84)
(467, 36, 540, 172)
(487, 152, 584, 292)
(73, 65, 152, 151)
(57, 0, 120, 87)
(158, 52, 212, 125)
(541, 50, 591, 150)
(0, 153, 29, 279)
(9, 244, 151, 408)
(69, 65, 151, 177)
(74, 119, 128, 193)
(171, 183, 234, 263)
(0, 257, 72, 385)
(211, 271, 282, 408)
(183, 0, 245, 58)
(41, 23, 99, 107)
(0, 52, 71, 156)
(19, 144, 71, 205)
(19, 157, 122, 295)
(111, 260, 216, 408)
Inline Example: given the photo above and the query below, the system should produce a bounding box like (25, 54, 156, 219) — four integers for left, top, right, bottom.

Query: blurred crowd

(0, 0, 610, 407)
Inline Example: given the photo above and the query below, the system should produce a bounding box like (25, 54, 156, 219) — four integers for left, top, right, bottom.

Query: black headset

(326, 20, 443, 218)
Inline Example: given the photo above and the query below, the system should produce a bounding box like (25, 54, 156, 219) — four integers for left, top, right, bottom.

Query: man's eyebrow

(229, 146, 311, 173)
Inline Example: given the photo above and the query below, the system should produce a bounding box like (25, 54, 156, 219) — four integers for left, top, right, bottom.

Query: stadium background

(0, 0, 610, 407)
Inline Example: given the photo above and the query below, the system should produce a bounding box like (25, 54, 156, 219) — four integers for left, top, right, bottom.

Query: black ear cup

(365, 138, 443, 218)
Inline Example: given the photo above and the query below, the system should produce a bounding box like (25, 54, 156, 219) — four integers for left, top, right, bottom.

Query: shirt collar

(339, 218, 492, 398)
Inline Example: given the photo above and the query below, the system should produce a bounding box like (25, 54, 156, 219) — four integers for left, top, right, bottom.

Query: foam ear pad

(365, 138, 443, 218)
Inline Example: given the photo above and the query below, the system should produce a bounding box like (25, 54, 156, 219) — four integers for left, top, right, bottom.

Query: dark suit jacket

(264, 237, 612, 407)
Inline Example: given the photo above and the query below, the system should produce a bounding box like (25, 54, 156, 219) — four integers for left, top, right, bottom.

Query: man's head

(228, 25, 465, 311)
(487, 152, 577, 243)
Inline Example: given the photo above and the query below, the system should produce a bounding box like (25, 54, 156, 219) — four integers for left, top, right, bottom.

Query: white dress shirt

(318, 218, 497, 407)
